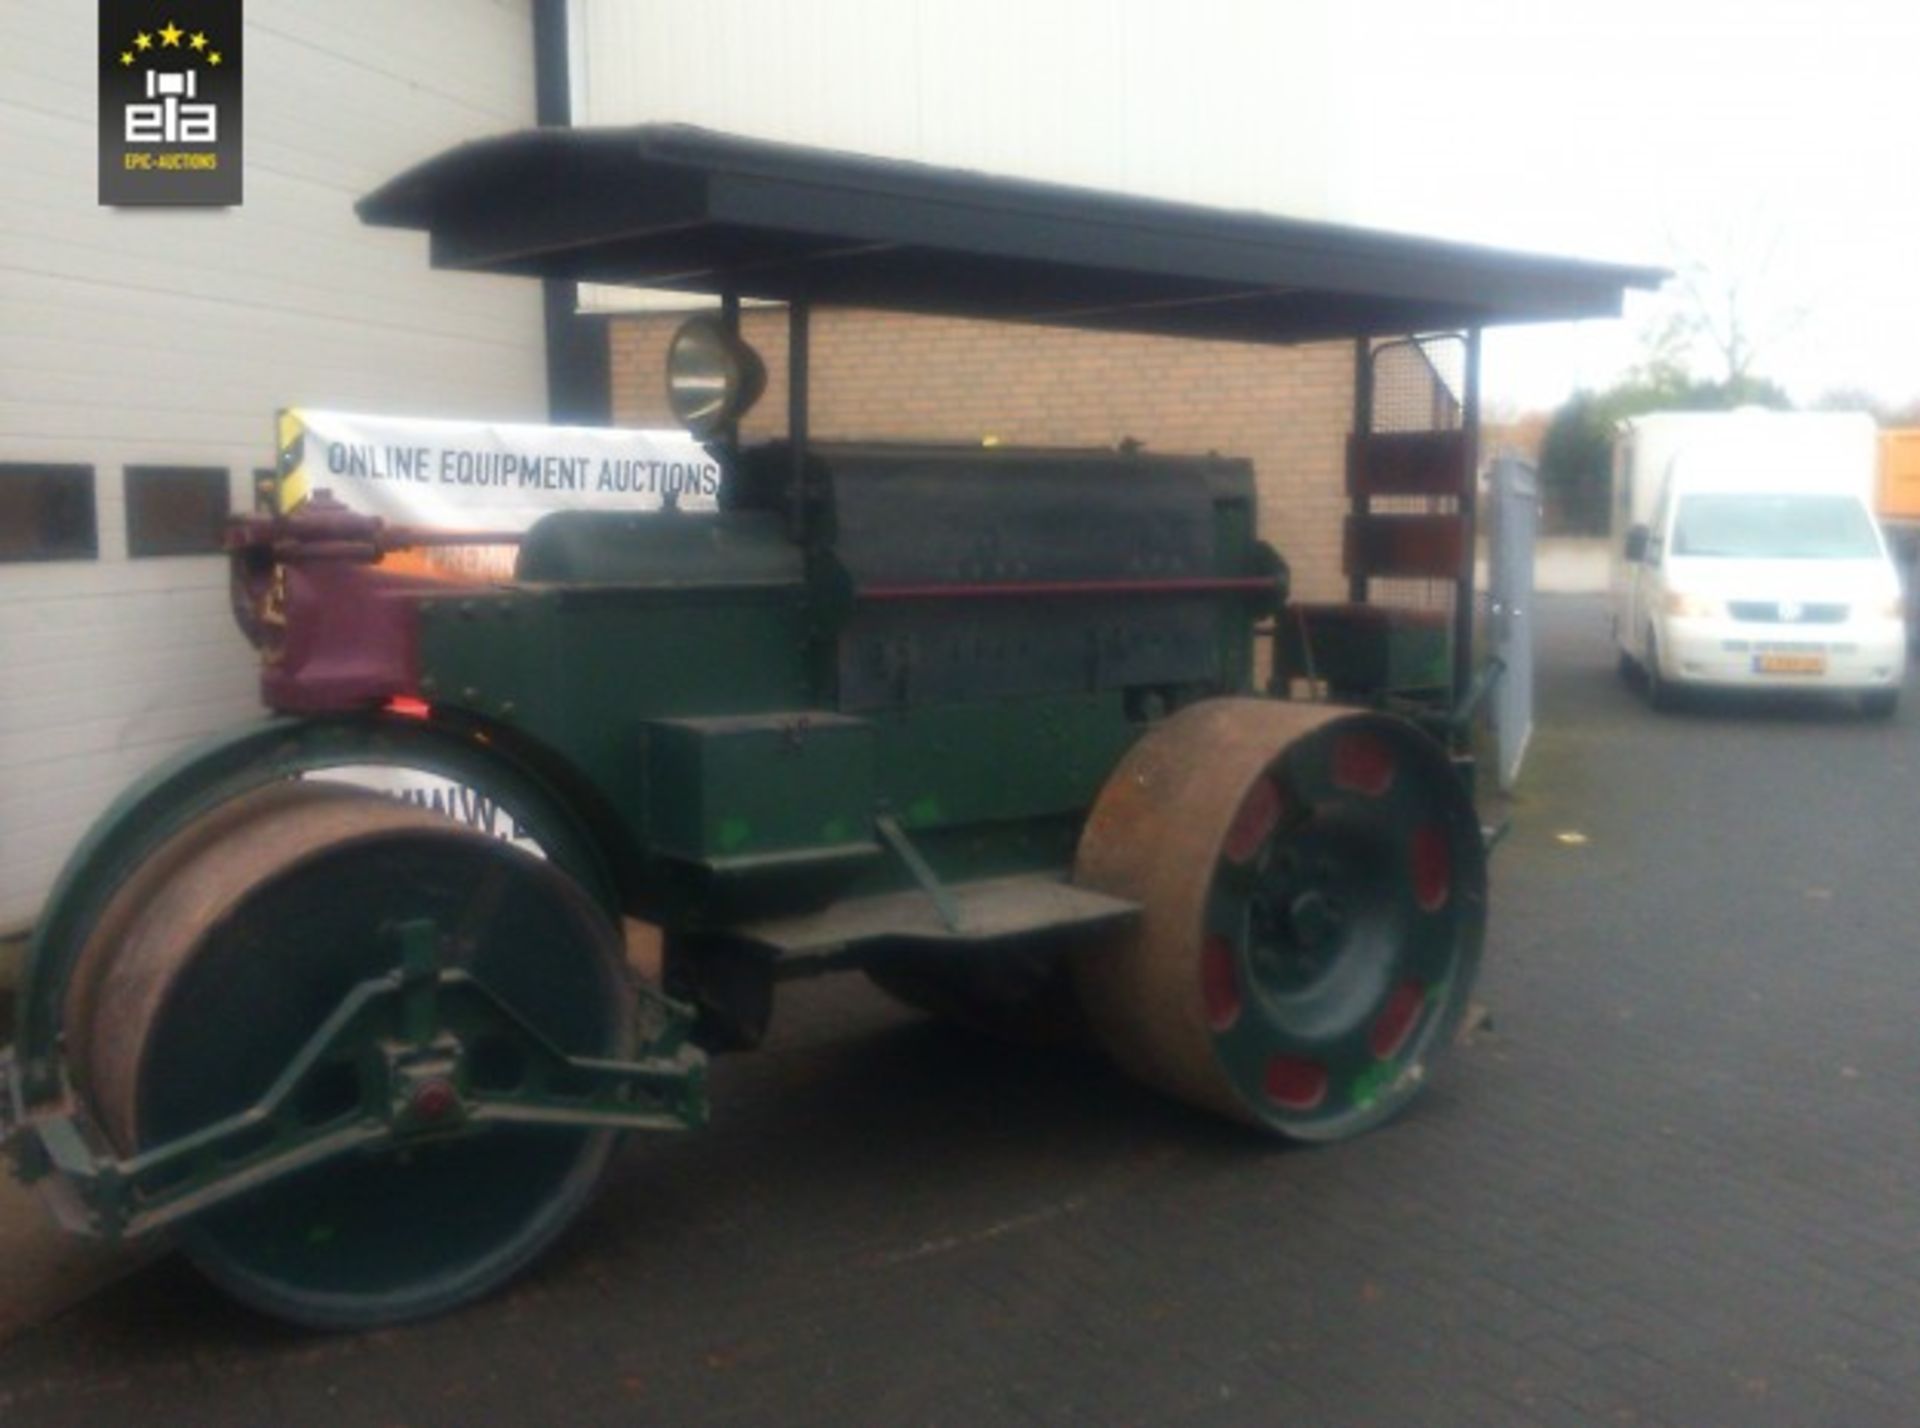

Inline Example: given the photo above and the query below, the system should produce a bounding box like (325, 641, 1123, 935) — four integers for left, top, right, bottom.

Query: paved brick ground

(3, 594, 1918, 1426)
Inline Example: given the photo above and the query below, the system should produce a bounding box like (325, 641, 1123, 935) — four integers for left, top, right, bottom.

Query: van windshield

(1671, 494, 1882, 559)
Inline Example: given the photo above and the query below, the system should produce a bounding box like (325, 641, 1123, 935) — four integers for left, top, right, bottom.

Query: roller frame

(5, 918, 705, 1242)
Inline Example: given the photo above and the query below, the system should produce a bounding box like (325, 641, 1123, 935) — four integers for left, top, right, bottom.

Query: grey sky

(1324, 0, 1920, 412)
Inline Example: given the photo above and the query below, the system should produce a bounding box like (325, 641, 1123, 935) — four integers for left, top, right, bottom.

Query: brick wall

(609, 309, 1357, 600)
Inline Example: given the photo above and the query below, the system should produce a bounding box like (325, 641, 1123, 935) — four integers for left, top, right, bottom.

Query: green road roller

(0, 126, 1657, 1326)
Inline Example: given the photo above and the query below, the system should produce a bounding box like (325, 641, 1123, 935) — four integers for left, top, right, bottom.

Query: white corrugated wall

(571, 0, 1334, 313)
(0, 0, 546, 932)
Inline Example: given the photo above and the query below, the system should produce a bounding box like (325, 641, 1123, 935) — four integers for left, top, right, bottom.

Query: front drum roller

(1073, 699, 1485, 1140)
(62, 780, 635, 1328)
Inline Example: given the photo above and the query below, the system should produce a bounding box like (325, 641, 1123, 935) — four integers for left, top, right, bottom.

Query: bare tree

(1659, 212, 1806, 388)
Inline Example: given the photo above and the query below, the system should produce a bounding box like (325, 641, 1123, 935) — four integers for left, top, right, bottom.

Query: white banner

(282, 407, 721, 519)
(278, 407, 720, 574)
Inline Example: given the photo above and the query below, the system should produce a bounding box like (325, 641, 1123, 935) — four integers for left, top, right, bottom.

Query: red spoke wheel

(63, 781, 634, 1328)
(1072, 699, 1485, 1140)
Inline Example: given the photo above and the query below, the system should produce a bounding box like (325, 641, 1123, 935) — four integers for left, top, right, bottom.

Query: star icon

(190, 32, 208, 51)
(119, 50, 133, 66)
(207, 50, 222, 66)
(158, 21, 183, 47)
(134, 31, 152, 50)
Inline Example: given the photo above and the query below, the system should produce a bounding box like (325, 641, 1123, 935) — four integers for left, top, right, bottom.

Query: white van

(1611, 410, 1906, 715)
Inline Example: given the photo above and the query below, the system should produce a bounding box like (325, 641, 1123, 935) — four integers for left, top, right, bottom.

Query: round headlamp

(665, 315, 766, 439)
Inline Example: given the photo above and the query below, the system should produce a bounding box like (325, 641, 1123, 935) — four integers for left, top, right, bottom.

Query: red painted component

(386, 696, 433, 720)
(230, 495, 440, 714)
(1262, 1055, 1329, 1112)
(1410, 824, 1451, 912)
(1199, 935, 1242, 1031)
(260, 558, 434, 714)
(409, 1079, 460, 1122)
(1221, 777, 1282, 864)
(858, 576, 1280, 602)
(1368, 980, 1426, 1061)
(1330, 732, 1395, 797)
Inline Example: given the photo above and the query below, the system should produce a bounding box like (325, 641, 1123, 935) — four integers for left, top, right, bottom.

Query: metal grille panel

(1364, 335, 1467, 614)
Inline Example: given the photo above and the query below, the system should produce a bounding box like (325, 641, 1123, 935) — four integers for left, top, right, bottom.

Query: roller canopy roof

(359, 125, 1664, 346)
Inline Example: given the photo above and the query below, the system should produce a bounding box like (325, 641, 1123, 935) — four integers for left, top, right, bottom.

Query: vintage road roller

(0, 127, 1656, 1326)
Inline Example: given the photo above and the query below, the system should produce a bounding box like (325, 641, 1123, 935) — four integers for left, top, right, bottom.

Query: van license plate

(1756, 652, 1826, 675)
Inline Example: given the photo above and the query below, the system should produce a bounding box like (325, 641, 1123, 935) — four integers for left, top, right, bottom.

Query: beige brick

(613, 311, 1452, 600)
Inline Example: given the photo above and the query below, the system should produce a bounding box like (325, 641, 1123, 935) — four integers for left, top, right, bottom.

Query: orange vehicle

(1877, 429, 1920, 635)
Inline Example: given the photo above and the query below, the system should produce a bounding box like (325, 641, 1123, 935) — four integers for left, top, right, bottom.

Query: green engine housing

(408, 440, 1284, 929)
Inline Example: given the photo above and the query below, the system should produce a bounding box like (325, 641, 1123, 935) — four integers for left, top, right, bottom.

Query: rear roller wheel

(1073, 699, 1485, 1140)
(64, 781, 633, 1328)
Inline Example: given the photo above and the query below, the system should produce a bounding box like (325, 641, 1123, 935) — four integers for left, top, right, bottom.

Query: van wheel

(1644, 633, 1675, 712)
(1862, 689, 1899, 719)
(1616, 650, 1640, 688)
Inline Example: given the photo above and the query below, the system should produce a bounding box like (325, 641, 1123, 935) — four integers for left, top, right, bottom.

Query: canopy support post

(789, 295, 811, 542)
(718, 290, 742, 458)
(1348, 338, 1373, 605)
(1451, 325, 1483, 731)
